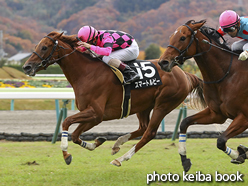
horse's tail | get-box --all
[185,72,207,110]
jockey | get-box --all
[217,10,248,61]
[76,26,140,84]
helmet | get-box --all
[78,26,98,42]
[219,10,240,28]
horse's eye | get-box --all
[42,46,47,51]
[180,36,186,41]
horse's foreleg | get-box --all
[217,113,248,164]
[112,110,151,155]
[60,106,104,165]
[179,108,226,172]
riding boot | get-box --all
[121,65,140,84]
[108,58,140,84]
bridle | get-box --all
[167,24,212,65]
[168,24,234,84]
[33,35,76,69]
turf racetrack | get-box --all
[0,139,247,185]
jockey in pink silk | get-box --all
[217,10,248,61]
[77,26,140,84]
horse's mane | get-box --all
[47,31,78,49]
[185,20,238,53]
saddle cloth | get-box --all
[110,59,162,119]
[125,59,162,89]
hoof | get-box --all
[111,147,120,155]
[64,154,72,165]
[237,144,248,157]
[110,159,121,167]
[182,158,192,172]
[231,154,245,164]
[95,137,107,147]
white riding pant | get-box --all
[102,40,139,64]
[231,39,248,51]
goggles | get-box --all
[223,26,237,33]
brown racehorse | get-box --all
[158,20,248,172]
[23,31,205,166]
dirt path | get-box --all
[0,109,233,134]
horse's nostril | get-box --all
[22,65,32,73]
[159,60,169,66]
[162,60,169,66]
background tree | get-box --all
[144,43,161,60]
[0,58,8,68]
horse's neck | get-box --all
[58,53,98,87]
[194,41,231,82]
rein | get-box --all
[203,54,233,84]
[201,39,238,84]
[34,35,76,69]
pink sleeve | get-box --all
[90,45,112,56]
[90,35,114,56]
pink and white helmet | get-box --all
[78,26,98,42]
[219,10,240,28]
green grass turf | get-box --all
[0,139,247,186]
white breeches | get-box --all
[102,40,139,64]
[231,39,248,51]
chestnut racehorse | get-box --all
[158,20,248,172]
[23,31,205,166]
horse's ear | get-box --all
[199,19,207,25]
[192,20,206,31]
[54,32,64,40]
[58,32,64,39]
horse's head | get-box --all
[23,32,65,76]
[158,20,206,72]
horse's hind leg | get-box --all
[217,113,248,164]
[111,109,151,155]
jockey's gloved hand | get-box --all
[238,50,248,61]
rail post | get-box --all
[52,100,69,144]
[10,99,14,111]
[161,119,165,132]
[171,102,187,141]
[52,108,64,144]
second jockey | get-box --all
[218,10,248,61]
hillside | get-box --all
[0,0,247,56]
[0,67,31,79]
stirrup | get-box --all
[124,74,140,84]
